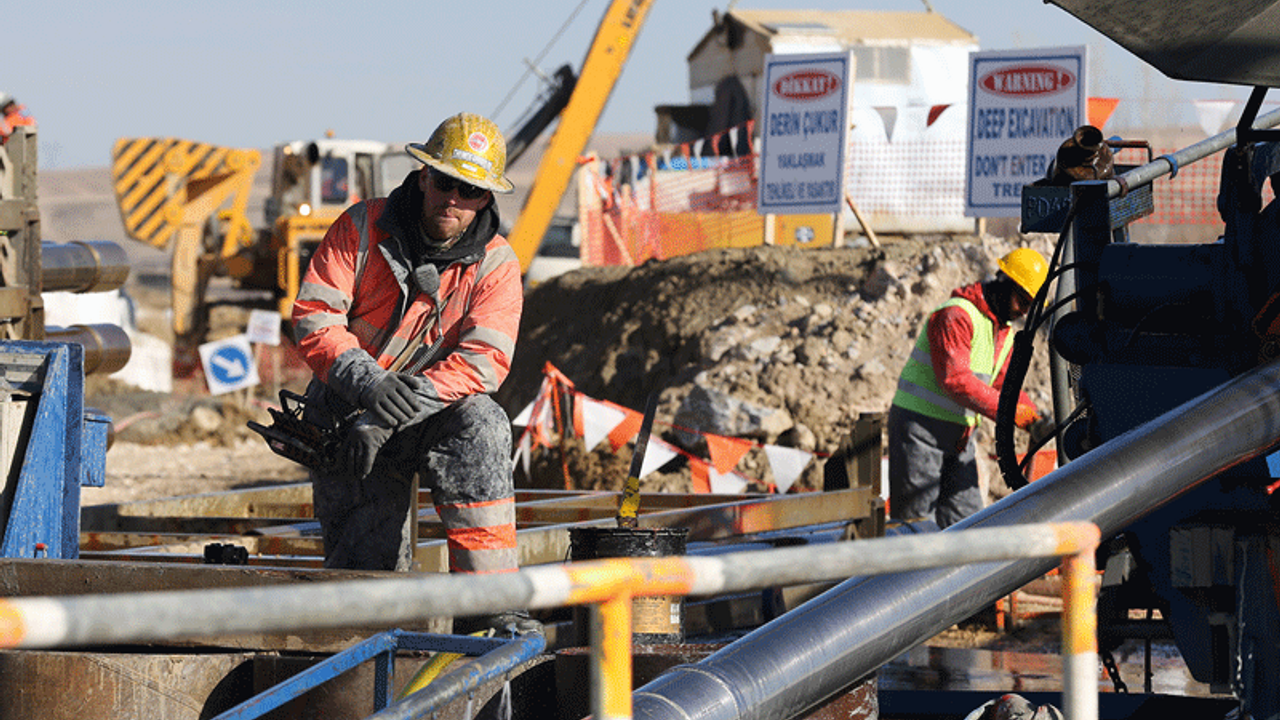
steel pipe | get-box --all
[631,359,1280,720]
[44,324,131,375]
[40,241,129,294]
[1105,106,1280,199]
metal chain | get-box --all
[1100,647,1130,693]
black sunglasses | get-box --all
[429,169,488,200]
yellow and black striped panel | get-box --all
[110,138,259,249]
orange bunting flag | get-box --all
[572,393,584,439]
[607,407,644,452]
[1087,97,1120,130]
[927,104,951,127]
[689,458,712,493]
[705,433,754,474]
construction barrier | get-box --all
[578,122,1273,271]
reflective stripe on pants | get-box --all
[312,393,516,572]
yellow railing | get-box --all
[0,522,1099,720]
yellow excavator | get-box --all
[110,136,415,374]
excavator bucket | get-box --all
[1046,0,1280,87]
[110,137,260,250]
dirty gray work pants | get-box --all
[887,404,980,529]
[311,394,514,571]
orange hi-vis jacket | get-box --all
[291,197,523,419]
[0,106,36,141]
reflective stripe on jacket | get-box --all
[892,295,1012,426]
[291,197,522,409]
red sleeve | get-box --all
[927,305,1003,420]
[291,211,365,382]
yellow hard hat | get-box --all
[407,113,514,194]
[998,247,1049,298]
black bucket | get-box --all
[568,527,689,645]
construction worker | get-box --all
[887,247,1048,528]
[0,93,35,143]
[291,112,534,633]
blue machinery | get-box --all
[0,341,111,560]
[0,127,131,560]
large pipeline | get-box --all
[41,241,129,294]
[44,324,131,375]
[632,359,1280,720]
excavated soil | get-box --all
[83,232,1057,505]
[497,233,1057,495]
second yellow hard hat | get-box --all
[998,247,1049,298]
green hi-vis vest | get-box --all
[892,296,1013,427]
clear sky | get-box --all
[8,0,1254,169]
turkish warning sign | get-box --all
[758,51,853,216]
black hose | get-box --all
[995,208,1077,489]
[996,328,1037,489]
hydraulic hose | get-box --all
[995,328,1037,490]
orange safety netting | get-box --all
[579,129,1270,270]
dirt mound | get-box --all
[498,233,1056,494]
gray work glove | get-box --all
[359,371,427,427]
[341,421,394,480]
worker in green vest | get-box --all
[888,248,1047,528]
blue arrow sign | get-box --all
[198,335,260,395]
[209,345,250,385]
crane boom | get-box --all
[507,0,655,273]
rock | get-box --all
[797,337,828,366]
[189,405,223,434]
[831,329,854,353]
[856,358,887,378]
[861,260,905,300]
[777,422,817,452]
[748,336,782,358]
[673,384,794,447]
[703,325,748,363]
[911,274,941,296]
